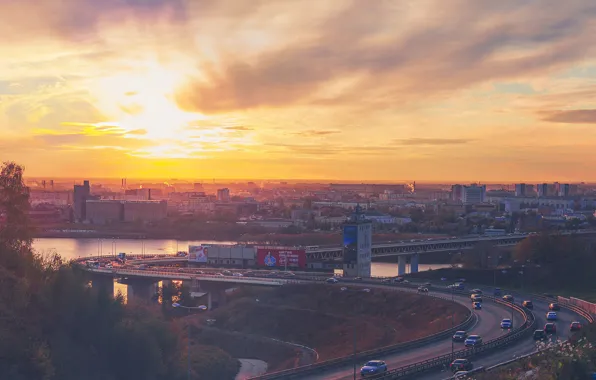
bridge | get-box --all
[304,230,596,275]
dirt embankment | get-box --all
[208,284,468,363]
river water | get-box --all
[32,238,450,276]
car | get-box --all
[544,323,557,334]
[222,270,233,276]
[360,360,387,377]
[354,277,363,281]
[533,329,547,340]
[422,282,432,288]
[458,278,466,282]
[501,318,513,329]
[450,359,473,372]
[464,335,483,347]
[326,278,339,284]
[215,273,224,277]
[471,289,483,295]
[105,263,113,269]
[473,302,482,310]
[522,300,534,309]
[440,277,448,281]
[382,278,392,283]
[549,303,561,311]
[493,288,502,296]
[570,322,582,331]
[417,287,429,293]
[471,293,481,300]
[232,273,244,277]
[395,277,405,282]
[546,312,557,321]
[502,295,514,303]
[452,331,468,342]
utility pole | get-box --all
[353,326,357,380]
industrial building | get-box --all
[84,199,167,224]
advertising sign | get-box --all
[256,247,306,268]
[343,224,358,264]
[188,245,208,263]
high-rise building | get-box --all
[461,184,486,204]
[73,180,91,222]
[342,205,372,278]
[217,188,230,202]
[451,184,464,202]
[515,183,527,197]
[558,184,571,197]
[537,183,549,197]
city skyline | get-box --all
[1,1,596,181]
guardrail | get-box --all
[366,295,535,379]
[251,295,477,380]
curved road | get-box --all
[414,283,590,380]
[305,284,524,380]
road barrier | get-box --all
[366,294,535,379]
[251,296,476,380]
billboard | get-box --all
[343,224,358,264]
[188,245,208,263]
[256,247,306,268]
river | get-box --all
[32,238,450,276]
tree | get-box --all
[0,161,33,250]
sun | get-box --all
[90,61,206,139]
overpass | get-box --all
[84,266,302,309]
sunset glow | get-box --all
[1,0,596,181]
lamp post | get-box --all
[172,303,208,380]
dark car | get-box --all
[417,287,429,293]
[544,323,557,334]
[471,289,483,295]
[452,331,467,342]
[502,295,514,303]
[360,360,387,377]
[549,303,561,311]
[522,300,534,309]
[570,322,582,332]
[450,359,473,372]
[533,329,547,340]
[354,277,363,281]
[493,288,502,296]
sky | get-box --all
[1,0,596,182]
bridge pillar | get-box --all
[398,255,406,276]
[91,275,114,296]
[411,253,419,273]
[129,279,158,301]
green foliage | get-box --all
[0,162,239,380]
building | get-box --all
[461,184,486,204]
[123,200,167,222]
[451,185,463,202]
[86,200,124,224]
[342,205,373,278]
[515,183,528,197]
[217,188,230,202]
[73,180,91,222]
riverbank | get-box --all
[35,225,446,246]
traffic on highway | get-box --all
[78,256,591,380]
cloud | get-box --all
[395,138,474,146]
[224,126,254,131]
[542,109,596,124]
[292,129,341,137]
[174,0,596,113]
[266,143,396,157]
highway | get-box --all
[304,284,524,380]
[413,283,590,380]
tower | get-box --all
[342,205,373,278]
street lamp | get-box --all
[172,303,208,380]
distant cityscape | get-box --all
[6,178,596,237]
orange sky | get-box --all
[1,0,596,182]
